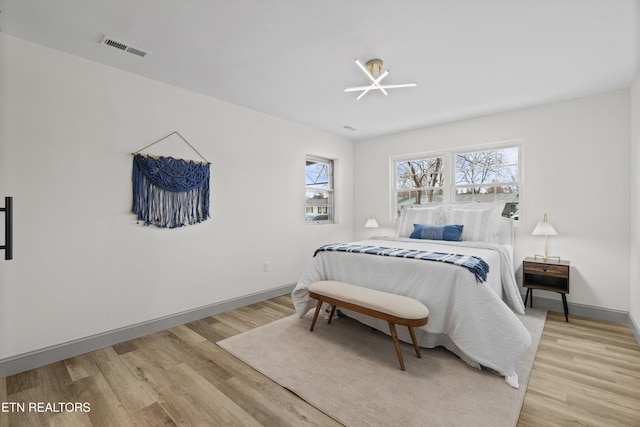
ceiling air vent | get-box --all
[101,36,151,58]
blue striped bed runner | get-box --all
[314,243,489,283]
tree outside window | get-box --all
[394,156,444,216]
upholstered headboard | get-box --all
[495,216,515,246]
[397,202,515,246]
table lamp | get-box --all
[365,215,379,236]
[532,213,559,261]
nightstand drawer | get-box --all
[523,262,569,277]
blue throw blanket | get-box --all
[314,243,489,283]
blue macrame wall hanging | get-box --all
[132,132,211,228]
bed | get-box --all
[292,202,532,388]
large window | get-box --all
[305,156,334,223]
[392,142,521,219]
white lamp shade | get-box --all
[532,220,557,236]
[365,218,379,228]
[531,213,560,261]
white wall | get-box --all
[354,90,631,312]
[0,34,354,359]
[631,70,640,331]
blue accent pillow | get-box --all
[410,224,464,241]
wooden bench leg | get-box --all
[388,321,405,371]
[408,326,422,358]
[310,300,323,331]
[327,305,337,324]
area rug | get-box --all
[217,309,546,427]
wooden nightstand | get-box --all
[523,257,571,321]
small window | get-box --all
[305,156,334,223]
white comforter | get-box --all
[292,237,532,387]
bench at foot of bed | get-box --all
[308,280,429,371]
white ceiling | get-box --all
[1,0,638,140]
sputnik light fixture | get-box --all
[345,58,417,100]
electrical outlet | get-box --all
[263,262,270,272]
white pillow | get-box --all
[445,209,491,242]
[397,206,445,237]
[445,202,505,243]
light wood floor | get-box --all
[1,296,639,426]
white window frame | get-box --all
[390,140,522,221]
[306,155,335,224]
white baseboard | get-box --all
[0,283,296,378]
[523,293,640,346]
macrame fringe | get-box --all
[132,154,210,228]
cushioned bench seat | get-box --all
[308,280,429,371]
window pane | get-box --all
[474,193,496,203]
[305,190,333,221]
[395,158,443,190]
[497,165,518,182]
[497,147,518,165]
[495,185,518,199]
[306,159,330,189]
[454,188,473,203]
[454,146,519,219]
[456,151,499,185]
[454,187,494,202]
[396,190,424,216]
[395,189,444,216]
[499,185,519,219]
[395,162,412,188]
[427,188,444,203]
[397,190,426,209]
